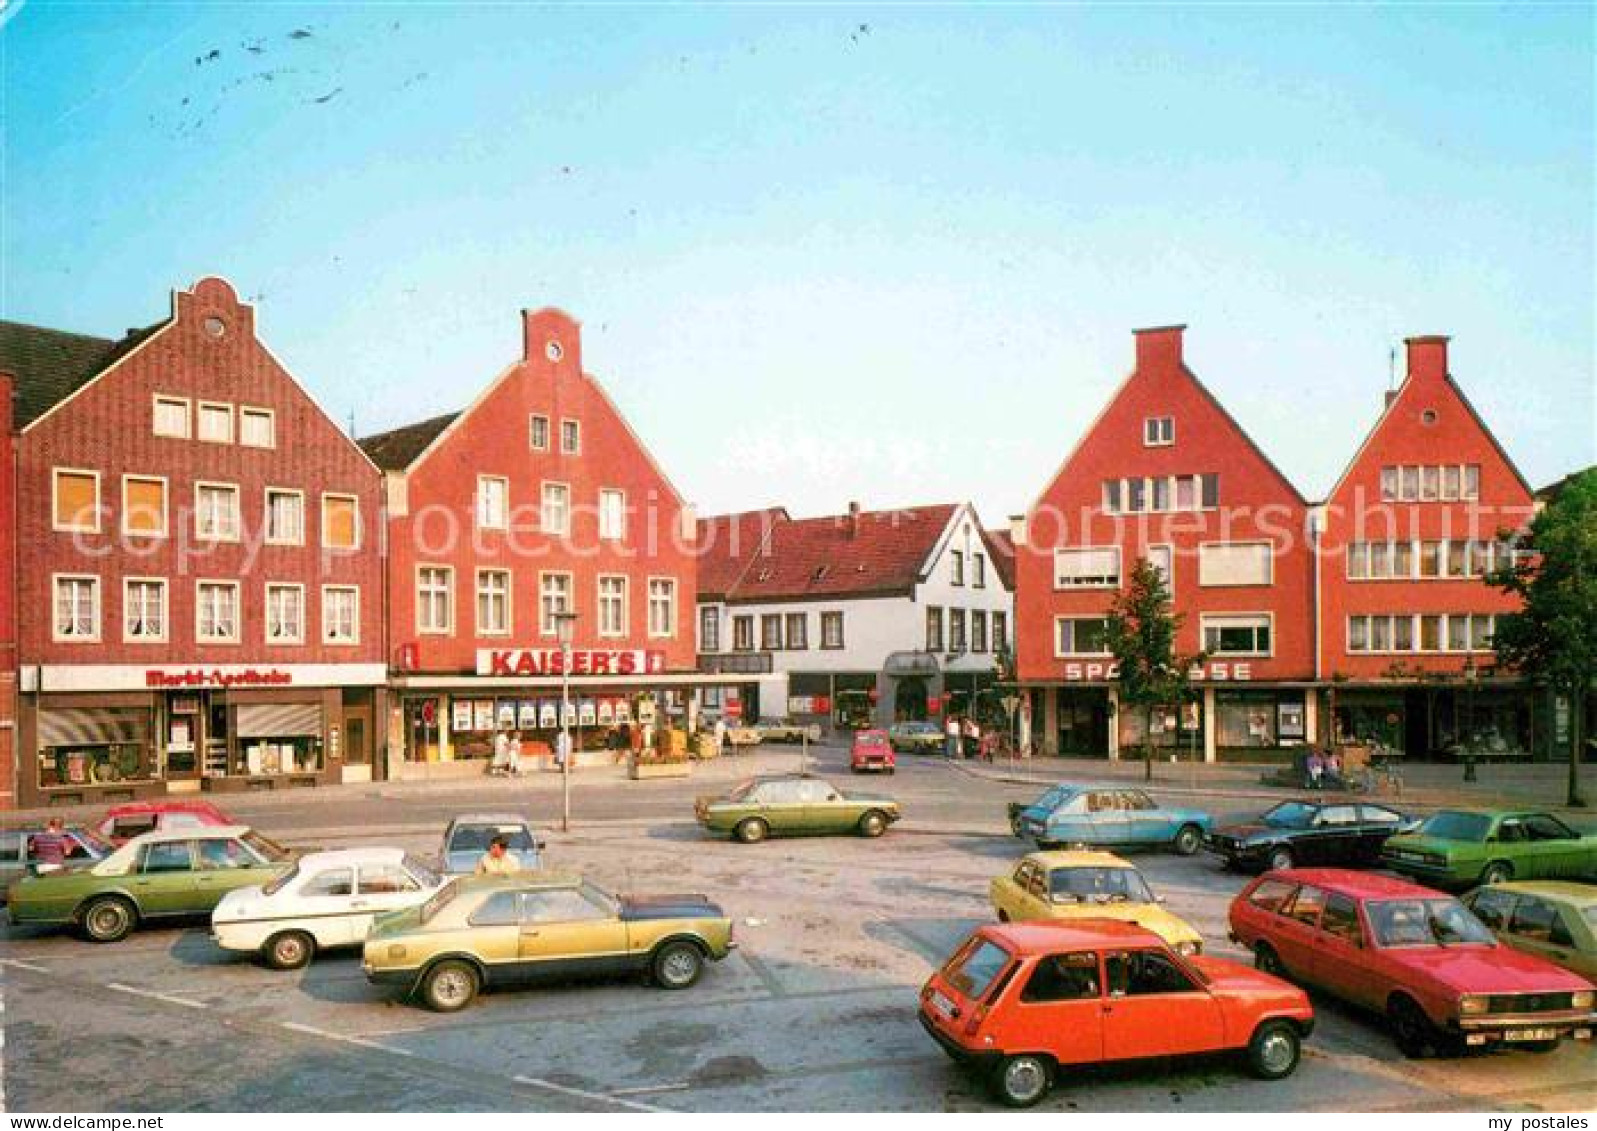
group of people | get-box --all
[943,714,995,760]
[487,727,574,777]
[1304,747,1347,790]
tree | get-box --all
[1487,468,1597,807]
[1105,557,1208,781]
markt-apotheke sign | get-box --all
[476,649,668,677]
[147,668,293,688]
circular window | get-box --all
[203,316,226,339]
[1421,409,1438,426]
[545,340,564,362]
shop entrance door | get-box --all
[895,676,929,721]
[1057,691,1110,757]
[1403,690,1430,759]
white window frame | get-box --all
[152,394,191,439]
[477,476,509,531]
[1197,541,1273,588]
[1145,543,1174,592]
[52,573,101,643]
[322,585,360,646]
[597,574,628,638]
[120,474,169,538]
[1053,546,1122,589]
[598,489,627,541]
[529,414,550,451]
[265,582,306,645]
[1143,416,1175,446]
[820,610,845,650]
[239,405,276,450]
[699,606,721,653]
[647,576,677,639]
[51,467,101,534]
[196,579,243,644]
[1200,612,1274,657]
[541,481,571,535]
[194,481,242,543]
[321,493,362,551]
[476,568,513,637]
[540,571,575,637]
[264,487,306,547]
[1054,616,1112,658]
[416,565,454,636]
[197,400,235,445]
[560,418,581,454]
[122,576,168,644]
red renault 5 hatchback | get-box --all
[850,729,896,774]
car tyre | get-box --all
[991,1053,1052,1108]
[1388,995,1432,1059]
[1245,1020,1302,1080]
[1173,825,1203,856]
[1480,860,1513,886]
[1253,942,1287,979]
[1521,1040,1561,1054]
[651,940,705,990]
[420,959,479,1013]
[734,817,769,844]
[858,810,888,838]
[264,929,316,971]
[80,895,137,944]
[1266,846,1295,873]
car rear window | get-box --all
[449,824,535,854]
[262,865,299,896]
[1416,812,1491,841]
[420,879,462,924]
[1248,879,1298,913]
[944,938,1014,1001]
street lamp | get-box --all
[554,611,579,831]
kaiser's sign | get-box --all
[477,649,668,677]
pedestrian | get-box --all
[944,713,960,760]
[474,835,521,876]
[507,731,523,777]
[1323,749,1345,790]
[490,727,511,776]
[28,817,70,874]
[963,715,980,759]
[1306,748,1325,790]
[713,715,727,758]
[555,728,573,769]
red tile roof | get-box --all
[985,528,1016,589]
[695,507,789,600]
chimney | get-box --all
[1404,335,1450,385]
[1133,324,1187,372]
[1008,513,1028,548]
[846,500,861,538]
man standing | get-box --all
[475,835,522,876]
[507,731,523,777]
[29,818,70,874]
[712,714,727,758]
[963,715,981,760]
[944,713,960,760]
[491,727,511,775]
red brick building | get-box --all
[2,278,387,808]
[361,308,705,775]
[0,371,16,807]
[1014,325,1316,761]
[1317,336,1541,759]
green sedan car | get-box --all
[1381,809,1597,889]
[695,774,901,843]
[6,825,292,942]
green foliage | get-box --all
[1105,558,1207,771]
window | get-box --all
[1507,898,1572,946]
[972,610,988,653]
[1151,477,1170,512]
[1102,480,1122,513]
[302,868,355,898]
[1420,465,1439,501]
[1175,476,1197,511]
[265,584,304,644]
[1442,465,1461,500]
[140,842,193,875]
[265,489,304,545]
[1247,879,1298,914]
[949,609,967,653]
[529,414,550,451]
[1348,616,1369,652]
[1201,474,1220,509]
[1054,547,1120,589]
[1383,464,1480,502]
[1108,950,1198,997]
[540,573,574,636]
[124,579,166,642]
[195,483,240,541]
[197,581,241,643]
[1467,887,1516,930]
[1143,416,1174,446]
[974,552,987,588]
[54,575,99,641]
[820,611,845,649]
[699,607,721,652]
[1380,467,1399,501]
[1202,614,1272,656]
[761,614,782,650]
[926,606,944,652]
[1022,952,1101,1002]
[153,395,191,438]
[239,406,275,449]
[52,469,100,532]
[358,865,420,895]
[598,576,627,637]
[732,615,754,651]
[477,476,508,530]
[560,418,580,454]
[1199,542,1271,587]
[323,586,359,644]
[122,476,167,537]
[417,567,453,634]
[1320,894,1363,946]
[599,489,626,540]
[1285,885,1326,927]
[1463,465,1480,499]
[541,482,570,535]
[477,570,511,636]
[1145,544,1173,588]
[322,494,360,550]
[469,891,521,927]
[951,550,965,586]
[197,401,233,444]
[1055,617,1111,656]
[647,578,677,638]
[992,612,1008,653]
[785,612,807,650]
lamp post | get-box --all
[555,611,579,831]
[1462,655,1478,783]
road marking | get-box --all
[279,1020,415,1056]
[105,982,207,1010]
[609,1081,691,1097]
[513,1075,667,1112]
[0,959,50,973]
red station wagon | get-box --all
[850,729,896,774]
[919,920,1314,1107]
[96,801,235,846]
[1228,868,1596,1058]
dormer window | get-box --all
[1144,417,1174,446]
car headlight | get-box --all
[1458,994,1490,1016]
[1175,940,1201,956]
[1572,990,1594,1010]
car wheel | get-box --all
[1521,1040,1562,1054]
[858,810,888,838]
[1480,860,1513,886]
[264,930,316,971]
[1246,1020,1302,1080]
[80,896,137,943]
[991,1053,1052,1108]
[651,940,705,990]
[420,959,479,1013]
[1388,996,1432,1059]
[1173,825,1202,856]
[734,817,769,844]
[1253,942,1287,979]
[1266,846,1295,873]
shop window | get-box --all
[266,489,305,545]
[122,476,167,537]
[197,581,241,642]
[598,575,627,637]
[53,575,100,641]
[322,494,360,550]
[820,611,845,649]
[239,406,275,449]
[1198,542,1271,587]
[477,570,511,636]
[197,401,233,444]
[477,476,509,530]
[541,482,570,535]
[153,395,191,438]
[124,579,167,642]
[266,584,304,644]
[699,607,721,652]
[195,483,241,541]
[530,414,550,451]
[1202,615,1271,656]
[52,469,100,533]
[323,586,359,644]
[540,572,573,635]
[648,578,677,638]
[599,489,626,540]
[926,606,944,652]
[1054,547,1120,589]
[1055,617,1111,656]
[785,613,807,650]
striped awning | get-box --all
[38,707,148,748]
[236,702,323,739]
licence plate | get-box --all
[1504,1028,1560,1042]
[928,990,957,1018]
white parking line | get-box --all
[609,1081,691,1097]
[105,982,208,1010]
[0,959,50,973]
[279,1020,416,1056]
[512,1075,667,1112]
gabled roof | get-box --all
[985,528,1016,589]
[1535,466,1592,504]
[0,319,168,428]
[695,507,789,600]
[357,412,461,471]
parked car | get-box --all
[889,720,944,754]
[1011,784,1211,855]
[1228,868,1596,1057]
[1205,799,1415,872]
[212,847,447,969]
[989,850,1203,954]
[1381,808,1597,889]
[0,825,113,892]
[6,826,294,943]
[439,814,545,875]
[751,718,822,744]
[724,723,763,748]
[1461,881,1597,982]
[850,729,896,774]
[362,873,735,1011]
[919,920,1313,1107]
[695,774,901,843]
[96,800,234,845]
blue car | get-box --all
[1008,784,1212,855]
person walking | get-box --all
[29,818,70,874]
[944,713,960,760]
[713,715,727,758]
[507,731,523,777]
[490,727,511,776]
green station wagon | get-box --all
[1381,809,1597,889]
[6,825,293,942]
[695,774,901,843]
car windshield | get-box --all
[262,865,299,896]
[1034,786,1073,811]
[580,881,619,915]
[404,855,442,889]
[944,938,1013,1000]
[1416,812,1493,842]
[1263,802,1318,829]
[449,824,534,854]
[1049,866,1155,904]
[1367,898,1496,947]
[728,779,759,803]
[242,831,291,862]
[420,879,462,923]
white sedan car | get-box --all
[212,847,444,969]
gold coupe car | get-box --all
[362,873,736,1011]
[989,849,1205,955]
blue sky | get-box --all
[4,3,1592,521]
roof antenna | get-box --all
[347,408,357,437]
[1387,345,1397,392]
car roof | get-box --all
[454,872,584,894]
[1024,849,1137,871]
[123,824,257,845]
[291,846,410,869]
[1264,867,1436,899]
[104,800,228,817]
[1481,881,1597,907]
[980,918,1165,955]
[446,813,533,827]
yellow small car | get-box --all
[989,850,1204,955]
[1461,880,1597,982]
[363,873,735,1011]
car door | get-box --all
[130,840,198,916]
[1085,791,1129,845]
[1356,805,1406,864]
[1523,815,1586,878]
[1101,948,1225,1060]
[519,887,631,978]
[756,780,805,834]
[993,861,1034,920]
[1119,791,1166,845]
[1002,950,1105,1065]
[465,890,526,983]
[191,836,278,911]
[1504,895,1583,969]
[294,866,360,946]
[798,779,847,832]
[1304,892,1384,1009]
[1309,804,1362,865]
[1271,884,1327,981]
[352,863,427,941]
